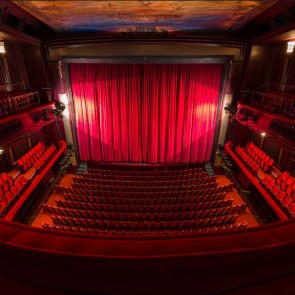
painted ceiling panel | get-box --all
[12,1,276,33]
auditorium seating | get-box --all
[88,167,203,176]
[41,167,248,235]
[234,145,259,175]
[0,175,29,215]
[16,141,57,174]
[34,144,57,173]
[245,142,274,172]
[17,142,46,172]
[56,183,234,197]
[261,170,295,217]
[41,219,249,234]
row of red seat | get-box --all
[0,173,14,195]
[34,145,57,173]
[70,182,228,194]
[55,198,235,213]
[261,176,295,216]
[50,213,238,232]
[43,203,246,221]
[0,176,28,213]
[62,192,226,206]
[83,172,207,181]
[235,145,259,175]
[88,167,203,176]
[262,175,295,200]
[73,175,217,187]
[70,180,219,193]
[17,142,46,172]
[246,142,274,172]
[276,172,295,192]
[58,184,234,197]
[42,220,248,235]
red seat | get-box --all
[10,185,19,196]
[271,185,280,196]
[288,203,295,216]
[19,176,28,187]
[281,197,292,207]
[16,180,24,192]
[266,179,275,190]
[0,197,8,207]
[277,190,286,201]
[286,176,295,187]
[5,191,15,201]
[2,182,9,193]
[1,173,14,187]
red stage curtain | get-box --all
[69,63,222,163]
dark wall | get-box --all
[5,42,28,85]
[242,44,279,90]
[46,61,66,99]
[269,43,286,84]
[225,61,244,98]
[22,44,51,102]
[286,50,295,87]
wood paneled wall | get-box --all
[242,42,293,92]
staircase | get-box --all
[76,162,88,175]
[204,163,215,176]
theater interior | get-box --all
[0,1,295,294]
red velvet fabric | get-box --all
[69,64,222,163]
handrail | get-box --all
[253,82,295,93]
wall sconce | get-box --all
[58,93,69,119]
[51,99,66,118]
[0,41,5,54]
[260,132,266,148]
[287,41,295,54]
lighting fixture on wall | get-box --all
[0,41,5,54]
[287,40,295,54]
[51,99,66,118]
[58,93,69,119]
[260,132,266,148]
[224,103,238,119]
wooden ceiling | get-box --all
[12,1,276,34]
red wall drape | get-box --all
[69,63,222,163]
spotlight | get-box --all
[261,132,266,137]
[224,103,238,119]
[51,100,66,118]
